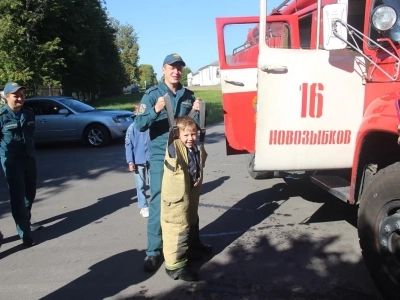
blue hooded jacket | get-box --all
[125,116,149,165]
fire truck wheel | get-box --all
[358,162,400,300]
[245,154,274,179]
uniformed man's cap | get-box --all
[163,53,186,66]
[3,82,25,95]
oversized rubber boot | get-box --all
[187,224,203,261]
[188,217,213,259]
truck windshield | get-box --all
[370,0,400,43]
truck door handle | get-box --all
[260,65,288,73]
[224,80,244,87]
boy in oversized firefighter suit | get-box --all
[161,115,207,281]
[135,53,212,272]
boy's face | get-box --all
[179,126,197,148]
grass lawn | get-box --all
[91,89,223,124]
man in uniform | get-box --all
[0,82,37,247]
[136,54,213,271]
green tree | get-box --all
[138,64,156,88]
[110,18,140,86]
[39,0,127,97]
[0,0,128,97]
[181,67,192,86]
[0,0,64,87]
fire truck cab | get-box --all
[216,0,400,298]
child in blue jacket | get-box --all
[125,101,150,217]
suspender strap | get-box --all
[164,94,206,142]
[199,101,206,143]
[163,94,175,128]
[187,101,206,142]
[188,109,197,119]
[163,94,179,139]
[164,159,175,172]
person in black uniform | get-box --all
[0,82,37,247]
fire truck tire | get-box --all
[358,162,400,300]
[245,154,274,179]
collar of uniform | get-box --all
[4,104,16,116]
[160,81,185,98]
[4,104,23,118]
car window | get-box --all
[57,98,95,113]
[40,100,64,115]
[25,102,42,115]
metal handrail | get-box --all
[332,18,400,81]
[232,37,259,55]
[272,0,292,13]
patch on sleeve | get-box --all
[138,104,146,114]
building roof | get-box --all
[195,55,232,72]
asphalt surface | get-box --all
[0,123,382,300]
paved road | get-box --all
[0,123,382,300]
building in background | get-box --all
[187,56,231,87]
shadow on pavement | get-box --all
[204,131,225,145]
[36,189,136,244]
[0,142,128,218]
[197,182,287,259]
[0,243,27,260]
[283,176,358,227]
[40,249,151,300]
[144,180,380,300]
[150,233,380,300]
[0,235,20,245]
[201,176,230,195]
[0,189,136,260]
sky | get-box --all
[104,0,281,79]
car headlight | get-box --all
[112,116,132,123]
[372,5,398,31]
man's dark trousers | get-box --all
[1,156,37,238]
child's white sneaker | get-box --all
[140,207,149,218]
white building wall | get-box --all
[187,64,221,86]
[191,73,200,86]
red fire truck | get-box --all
[216,0,400,298]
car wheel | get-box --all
[83,124,110,147]
[245,154,274,179]
[358,162,400,300]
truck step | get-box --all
[310,175,350,202]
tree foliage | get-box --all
[138,64,157,87]
[0,0,130,97]
[181,67,192,86]
[0,0,64,86]
[110,18,140,86]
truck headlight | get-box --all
[372,5,397,31]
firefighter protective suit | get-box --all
[161,99,207,271]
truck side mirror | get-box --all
[323,3,348,50]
